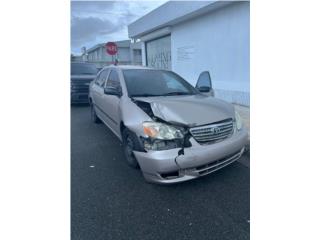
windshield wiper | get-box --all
[161,92,193,96]
[79,72,96,75]
[131,94,162,97]
[131,92,193,97]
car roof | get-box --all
[102,65,169,71]
[71,62,96,66]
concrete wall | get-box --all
[171,2,249,106]
[88,47,115,62]
[128,1,230,38]
[86,46,130,67]
[86,44,142,67]
[117,47,131,62]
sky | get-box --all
[71,1,167,55]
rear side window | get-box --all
[106,70,121,89]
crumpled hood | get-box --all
[133,95,235,127]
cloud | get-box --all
[71,16,123,48]
[71,1,167,54]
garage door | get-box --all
[146,35,171,70]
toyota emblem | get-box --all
[211,127,220,134]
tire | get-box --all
[122,129,141,169]
[90,103,101,123]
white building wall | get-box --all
[141,42,146,66]
[101,47,113,61]
[87,46,132,63]
[117,48,131,62]
[171,2,249,106]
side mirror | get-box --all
[104,86,122,97]
[196,71,214,97]
[196,86,211,93]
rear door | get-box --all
[91,69,110,121]
[196,71,214,96]
[91,71,102,105]
[100,69,122,137]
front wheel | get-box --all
[90,104,101,123]
[122,129,140,169]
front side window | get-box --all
[106,70,121,89]
[94,71,102,85]
[122,69,197,97]
[96,69,109,86]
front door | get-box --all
[92,69,109,122]
[101,69,122,137]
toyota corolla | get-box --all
[89,65,248,184]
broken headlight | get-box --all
[235,111,243,130]
[142,138,183,151]
[142,122,184,140]
[142,122,185,151]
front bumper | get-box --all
[133,128,248,184]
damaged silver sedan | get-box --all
[89,65,248,184]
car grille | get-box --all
[189,118,234,144]
[71,80,91,93]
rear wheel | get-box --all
[90,103,101,123]
[122,129,140,169]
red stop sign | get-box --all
[106,42,118,55]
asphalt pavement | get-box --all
[71,105,250,240]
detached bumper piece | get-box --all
[184,148,244,176]
[159,147,244,182]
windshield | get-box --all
[71,63,97,75]
[123,69,198,97]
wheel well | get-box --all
[121,124,145,152]
[120,122,126,137]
